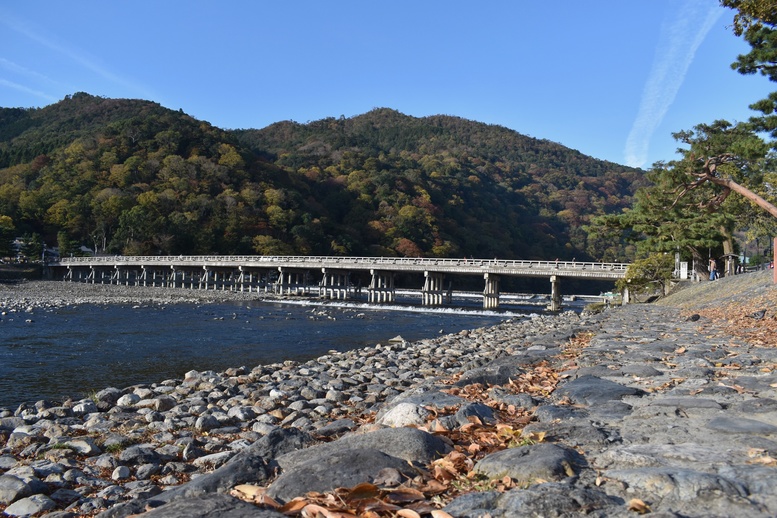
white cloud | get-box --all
[624,1,723,168]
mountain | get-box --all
[0,93,645,262]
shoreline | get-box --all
[3,273,775,516]
[0,280,586,516]
[0,280,283,312]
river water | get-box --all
[0,298,529,409]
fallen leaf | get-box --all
[385,487,426,504]
[280,498,310,513]
[301,503,355,518]
[431,511,456,518]
[628,498,651,514]
[419,479,448,495]
[396,509,422,518]
[346,483,380,501]
[231,484,265,499]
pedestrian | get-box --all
[709,257,717,281]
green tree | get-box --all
[21,232,43,262]
[0,215,15,259]
[57,230,78,258]
[252,235,294,255]
[616,253,675,300]
[591,161,730,276]
[668,120,777,219]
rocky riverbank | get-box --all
[2,272,777,517]
[0,280,274,313]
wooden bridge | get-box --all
[52,255,630,311]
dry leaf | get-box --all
[431,511,456,518]
[385,487,426,504]
[628,498,651,514]
[279,498,309,513]
[420,479,448,495]
[346,483,380,501]
[231,484,265,499]
[466,415,483,425]
[396,509,422,518]
[301,503,353,518]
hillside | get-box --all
[0,94,645,262]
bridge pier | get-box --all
[169,266,181,288]
[276,268,310,295]
[549,275,563,312]
[368,270,395,303]
[199,267,211,290]
[237,266,263,292]
[422,271,450,306]
[483,273,500,309]
[320,268,351,299]
[54,256,629,309]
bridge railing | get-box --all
[55,255,629,272]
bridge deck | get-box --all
[55,255,628,281]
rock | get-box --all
[62,437,102,456]
[706,416,777,435]
[112,466,131,481]
[375,402,430,427]
[268,448,418,503]
[315,418,357,437]
[154,395,178,412]
[140,493,285,517]
[474,443,586,484]
[456,354,526,386]
[454,402,496,427]
[276,427,450,472]
[0,474,31,505]
[195,415,221,432]
[192,451,234,470]
[0,454,18,470]
[3,493,57,516]
[72,400,98,415]
[555,375,644,405]
[116,394,140,407]
[603,467,749,510]
[118,445,161,465]
[93,388,122,406]
[445,482,620,517]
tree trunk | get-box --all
[689,246,706,280]
[709,176,777,219]
[720,226,735,276]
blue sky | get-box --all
[1,1,773,169]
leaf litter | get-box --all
[230,333,597,516]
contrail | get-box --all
[0,11,155,100]
[624,1,723,169]
[0,78,58,103]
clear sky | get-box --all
[1,1,773,169]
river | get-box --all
[0,298,527,409]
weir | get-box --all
[54,255,629,310]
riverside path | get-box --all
[52,255,630,311]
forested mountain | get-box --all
[0,93,645,261]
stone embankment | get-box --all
[1,272,777,517]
